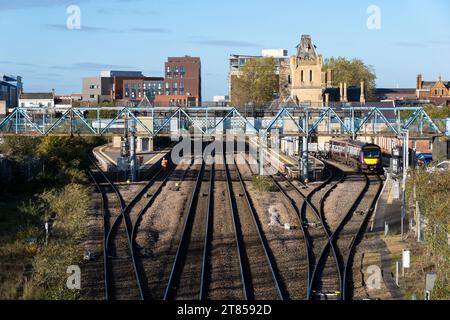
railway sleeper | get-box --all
[304,222,322,229]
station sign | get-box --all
[402,250,411,269]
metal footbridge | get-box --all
[0,105,446,138]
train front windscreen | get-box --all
[363,148,381,159]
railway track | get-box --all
[240,152,308,299]
[308,161,384,300]
[129,159,190,299]
[163,154,245,300]
[207,158,244,300]
[244,141,387,300]
[87,156,143,300]
[163,161,209,300]
[88,139,384,301]
[271,168,343,300]
[87,151,174,300]
[308,164,346,300]
[225,154,284,300]
[342,174,384,300]
[163,148,286,300]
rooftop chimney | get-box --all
[360,81,366,105]
[325,93,330,107]
[326,69,334,87]
[343,82,348,103]
[417,74,423,90]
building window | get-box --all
[166,66,172,79]
[173,82,178,95]
[301,71,304,83]
[174,66,179,78]
[180,82,185,95]
[180,66,185,79]
[90,95,95,99]
[310,70,313,82]
[165,82,170,95]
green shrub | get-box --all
[407,170,450,299]
[252,176,277,192]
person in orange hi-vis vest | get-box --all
[161,157,168,171]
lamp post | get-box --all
[301,107,309,182]
[401,129,409,241]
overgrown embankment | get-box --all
[406,170,450,299]
[0,136,105,300]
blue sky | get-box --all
[0,0,449,100]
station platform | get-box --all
[247,138,324,180]
[93,144,170,171]
[276,151,326,180]
[371,171,403,234]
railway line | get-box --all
[240,154,308,300]
[342,174,384,300]
[225,155,283,300]
[162,161,209,300]
[308,161,384,300]
[249,142,385,300]
[163,149,285,300]
[87,156,143,300]
[87,139,385,301]
[87,151,176,300]
[272,167,343,300]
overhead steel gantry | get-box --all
[0,105,445,137]
[1,105,445,179]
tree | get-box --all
[37,137,87,170]
[0,136,40,161]
[423,104,450,119]
[323,57,377,101]
[231,57,279,108]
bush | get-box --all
[23,183,90,299]
[407,169,450,299]
[252,176,277,192]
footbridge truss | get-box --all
[0,105,446,138]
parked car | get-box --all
[427,161,450,173]
[416,153,433,166]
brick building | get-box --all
[82,71,145,103]
[416,74,450,106]
[163,56,201,106]
[123,77,164,101]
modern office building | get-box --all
[0,74,23,108]
[82,70,147,103]
[82,77,114,103]
[164,56,201,106]
[123,77,164,101]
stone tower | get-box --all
[290,35,325,107]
